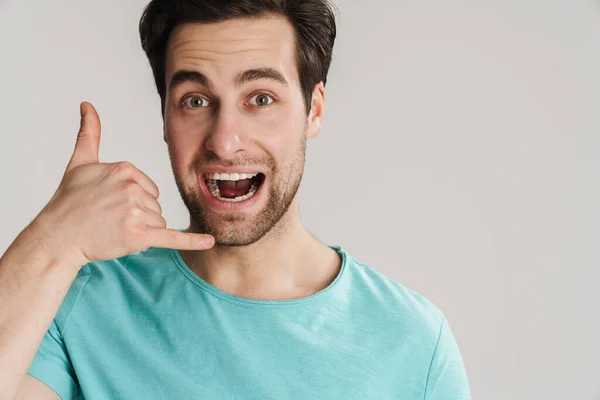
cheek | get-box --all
[165,114,206,149]
[251,107,303,147]
[164,120,203,178]
[165,112,203,139]
[264,118,306,173]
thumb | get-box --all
[66,101,101,173]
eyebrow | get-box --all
[168,67,289,92]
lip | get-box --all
[200,168,265,176]
[197,172,267,212]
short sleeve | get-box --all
[424,317,471,400]
[26,264,92,400]
[27,319,80,400]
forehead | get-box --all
[165,15,299,89]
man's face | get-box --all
[163,15,323,247]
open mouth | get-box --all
[204,172,266,203]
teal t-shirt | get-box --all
[27,238,471,399]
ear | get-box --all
[306,82,326,139]
[162,100,168,143]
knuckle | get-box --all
[126,195,138,208]
[154,200,163,214]
[156,216,167,229]
[120,181,140,196]
[114,161,135,176]
[127,206,143,219]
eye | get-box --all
[183,96,211,108]
[249,93,274,107]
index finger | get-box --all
[122,163,160,199]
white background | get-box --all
[1,1,599,398]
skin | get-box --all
[163,14,342,300]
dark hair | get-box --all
[138,0,338,117]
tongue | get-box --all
[217,178,253,198]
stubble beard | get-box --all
[170,133,307,247]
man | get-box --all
[1,0,471,399]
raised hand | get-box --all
[35,101,214,266]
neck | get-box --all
[179,199,342,301]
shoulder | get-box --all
[342,249,446,344]
[62,247,163,309]
[57,247,176,331]
[79,246,174,287]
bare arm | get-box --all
[0,219,82,399]
[14,374,61,400]
[1,102,214,400]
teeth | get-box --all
[205,172,259,181]
[206,180,260,203]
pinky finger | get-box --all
[144,227,215,251]
[141,207,167,229]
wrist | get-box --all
[21,214,88,272]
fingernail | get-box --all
[80,102,86,117]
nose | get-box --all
[204,106,244,159]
